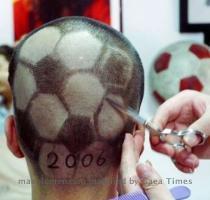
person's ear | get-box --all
[5,115,24,158]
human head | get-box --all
[0,45,13,108]
[6,17,144,190]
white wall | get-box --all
[123,0,209,199]
[0,0,14,45]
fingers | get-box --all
[185,105,210,147]
[119,134,142,194]
[136,161,174,200]
[119,125,145,194]
[152,91,190,130]
[150,141,175,165]
[133,124,145,158]
[152,90,201,131]
[150,94,186,157]
[192,137,210,159]
[172,149,199,173]
[150,91,207,172]
[151,139,199,173]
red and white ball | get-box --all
[150,41,210,104]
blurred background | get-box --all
[0,0,210,199]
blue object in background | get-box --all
[110,186,191,200]
[111,192,148,200]
[0,106,8,135]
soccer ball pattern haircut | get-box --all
[9,17,144,177]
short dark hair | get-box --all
[9,17,144,180]
[0,45,13,62]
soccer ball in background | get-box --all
[150,41,210,104]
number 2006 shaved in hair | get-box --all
[9,17,144,180]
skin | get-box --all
[151,90,210,173]
[4,15,174,198]
[7,17,144,200]
[120,129,174,200]
[6,116,118,200]
[6,119,174,200]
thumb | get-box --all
[136,161,174,200]
[119,134,142,194]
[184,105,210,147]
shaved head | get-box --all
[9,17,144,181]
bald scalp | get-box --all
[9,17,144,180]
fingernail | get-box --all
[137,162,153,179]
[125,133,129,138]
[123,133,130,145]
[185,157,196,167]
[184,135,199,147]
[125,133,131,140]
[125,133,135,147]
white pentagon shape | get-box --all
[14,64,37,110]
[98,95,125,139]
[19,27,61,64]
[56,31,103,70]
[62,74,105,117]
[114,50,133,88]
[30,94,68,140]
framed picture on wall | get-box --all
[180,0,210,44]
[13,0,123,41]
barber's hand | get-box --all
[151,90,210,173]
[118,126,174,200]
